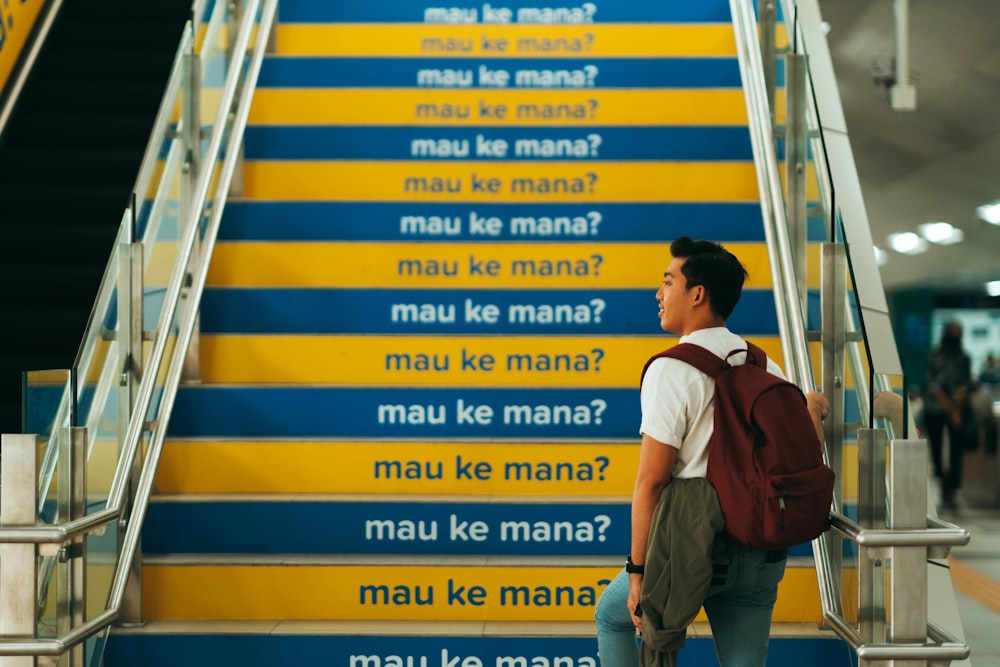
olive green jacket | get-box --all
[639,477,727,667]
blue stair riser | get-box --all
[243,126,753,161]
[143,499,830,558]
[218,202,825,242]
[198,288,795,335]
[258,57,741,88]
[276,0,733,23]
[137,203,825,243]
[103,634,857,667]
[168,386,637,438]
[168,384,861,438]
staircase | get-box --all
[105,0,854,664]
[0,0,191,435]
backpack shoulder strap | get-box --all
[743,341,768,369]
[641,343,728,384]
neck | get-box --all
[680,316,727,337]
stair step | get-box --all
[3,112,156,151]
[0,148,142,186]
[0,222,118,263]
[145,495,631,557]
[108,619,840,639]
[0,182,128,222]
[51,20,187,51]
[144,494,828,559]
[33,48,178,83]
[103,622,854,667]
[138,555,825,624]
[15,80,167,115]
[155,440,638,495]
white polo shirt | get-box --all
[639,327,786,479]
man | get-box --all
[923,321,973,510]
[594,237,829,667]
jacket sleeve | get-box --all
[639,478,725,667]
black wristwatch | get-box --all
[625,555,645,575]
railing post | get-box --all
[821,242,846,599]
[181,36,203,383]
[0,434,39,667]
[890,439,929,666]
[785,50,809,314]
[117,217,145,627]
[757,0,777,121]
[857,428,888,666]
[226,0,246,199]
[57,428,87,667]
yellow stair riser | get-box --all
[142,564,830,623]
[246,89,788,126]
[156,442,639,496]
[275,24,739,57]
[270,22,789,58]
[243,162,766,202]
[239,162,818,203]
[156,441,859,498]
[248,89,761,126]
[197,335,785,386]
[204,243,823,289]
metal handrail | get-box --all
[109,1,275,613]
[728,0,843,625]
[825,612,970,663]
[0,0,277,655]
[728,0,813,391]
[732,0,970,662]
[829,511,969,548]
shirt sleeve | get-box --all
[639,357,689,448]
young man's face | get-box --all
[655,257,692,334]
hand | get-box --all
[627,575,643,632]
[805,391,830,420]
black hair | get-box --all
[669,236,748,319]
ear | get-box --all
[688,284,707,306]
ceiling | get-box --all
[815,0,1000,296]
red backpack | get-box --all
[642,341,835,550]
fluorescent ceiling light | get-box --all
[988,280,1000,297]
[887,232,927,255]
[918,221,964,245]
[978,202,1000,225]
[874,246,889,266]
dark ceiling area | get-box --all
[816,0,1000,296]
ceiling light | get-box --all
[887,232,927,255]
[874,246,889,266]
[918,221,964,245]
[987,280,1000,297]
[977,201,1000,225]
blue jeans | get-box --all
[594,542,787,667]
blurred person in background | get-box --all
[923,321,974,510]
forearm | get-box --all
[629,435,676,565]
[630,479,665,566]
[805,391,830,447]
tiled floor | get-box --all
[947,505,1000,667]
[939,446,1000,666]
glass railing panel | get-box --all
[24,372,72,645]
[23,369,72,519]
[141,136,186,355]
[85,520,120,625]
[0,0,275,661]
[197,0,229,167]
